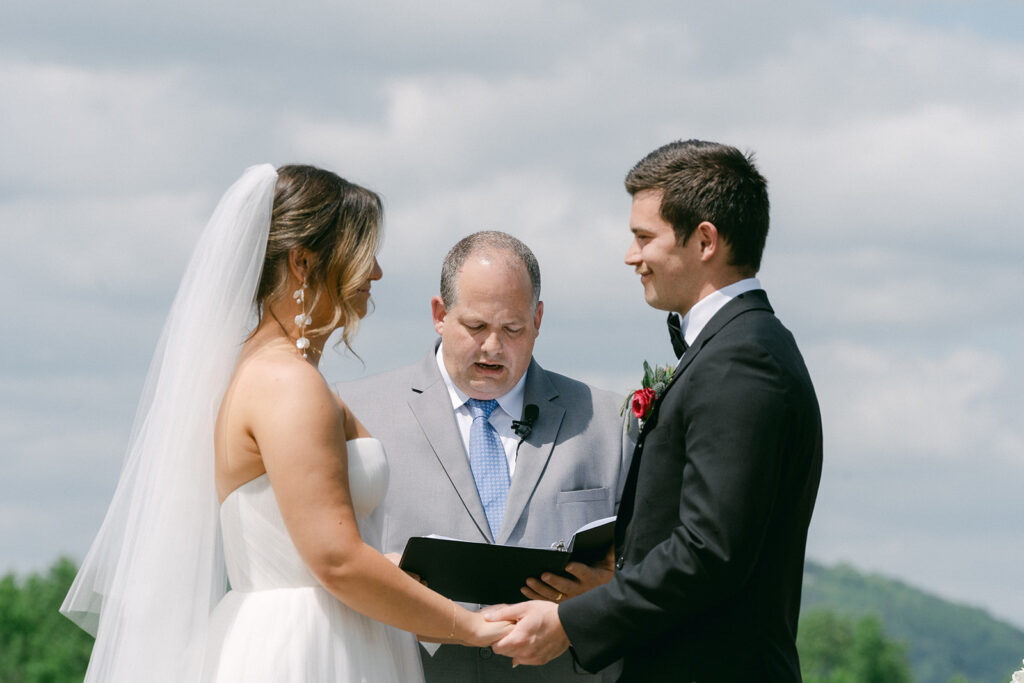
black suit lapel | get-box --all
[644,289,773,434]
[615,290,774,551]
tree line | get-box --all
[0,557,1002,682]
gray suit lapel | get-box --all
[497,360,564,545]
[406,350,493,542]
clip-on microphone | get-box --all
[512,404,539,459]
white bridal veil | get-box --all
[61,164,278,681]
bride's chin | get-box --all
[353,294,372,318]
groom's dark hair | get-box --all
[625,139,769,274]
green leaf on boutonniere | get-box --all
[621,360,676,419]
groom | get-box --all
[489,140,823,681]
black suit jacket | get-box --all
[559,290,823,682]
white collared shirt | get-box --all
[435,344,527,476]
[674,277,762,353]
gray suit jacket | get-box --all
[336,344,632,682]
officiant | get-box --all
[337,230,633,682]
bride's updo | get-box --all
[254,164,382,348]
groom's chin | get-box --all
[642,295,671,312]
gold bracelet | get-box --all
[448,600,457,639]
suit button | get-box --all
[615,556,624,570]
[479,647,492,659]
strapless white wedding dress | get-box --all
[201,438,425,682]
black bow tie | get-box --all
[667,313,687,359]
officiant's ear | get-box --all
[431,295,447,335]
[532,300,544,334]
[287,247,316,284]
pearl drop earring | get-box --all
[293,282,311,358]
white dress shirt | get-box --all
[674,277,762,354]
[435,344,527,477]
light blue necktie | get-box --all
[466,398,510,539]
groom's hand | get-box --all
[487,600,569,667]
[522,561,612,603]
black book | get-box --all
[398,516,615,605]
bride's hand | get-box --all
[460,611,515,647]
[477,603,509,620]
[416,609,512,645]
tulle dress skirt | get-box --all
[201,440,424,682]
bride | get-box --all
[61,164,512,682]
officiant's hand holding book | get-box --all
[520,544,614,603]
[399,516,615,605]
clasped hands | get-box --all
[483,559,612,666]
[393,551,612,665]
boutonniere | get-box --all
[621,360,675,423]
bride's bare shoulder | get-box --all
[230,347,337,416]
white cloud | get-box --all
[806,342,1021,462]
[1,190,210,291]
[765,248,1024,337]
[0,58,295,198]
[1,62,194,191]
[761,104,1024,247]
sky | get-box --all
[2,0,1022,630]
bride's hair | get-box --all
[254,164,382,350]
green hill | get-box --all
[802,560,1024,683]
[2,557,1022,682]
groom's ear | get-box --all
[694,221,719,263]
[431,296,447,335]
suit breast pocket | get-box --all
[556,487,614,526]
[557,489,610,548]
[556,487,612,505]
[553,488,614,546]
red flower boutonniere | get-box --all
[621,361,675,423]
